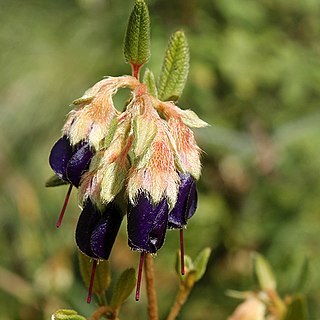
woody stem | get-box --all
[88,306,113,320]
[166,274,196,320]
[166,284,192,320]
[144,254,159,320]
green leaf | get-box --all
[284,295,308,320]
[52,309,86,320]
[143,68,158,97]
[110,268,136,309]
[253,253,277,291]
[193,247,212,281]
[123,0,151,66]
[132,114,157,158]
[72,96,94,106]
[45,175,68,187]
[133,147,152,170]
[78,252,111,296]
[179,109,209,128]
[104,117,118,149]
[100,162,128,203]
[158,30,190,101]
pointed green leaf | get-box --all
[134,147,152,170]
[143,68,158,97]
[123,0,151,66]
[104,117,118,149]
[52,309,86,320]
[179,109,209,128]
[78,252,111,296]
[110,268,136,309]
[72,96,94,106]
[45,175,68,187]
[100,162,128,203]
[158,31,189,101]
[132,115,157,158]
[253,253,277,291]
[193,247,212,281]
[284,295,308,320]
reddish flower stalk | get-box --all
[135,252,145,301]
[87,259,98,304]
[56,184,73,228]
[180,229,185,275]
[131,63,142,79]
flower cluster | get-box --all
[49,75,207,302]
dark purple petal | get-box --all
[66,143,93,187]
[168,173,198,229]
[128,193,169,254]
[76,200,101,258]
[90,203,123,260]
[49,136,73,180]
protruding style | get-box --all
[87,259,98,304]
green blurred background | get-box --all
[1,0,320,319]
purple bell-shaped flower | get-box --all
[127,193,169,254]
[49,136,93,227]
[76,200,123,260]
[168,173,198,275]
[49,136,93,187]
[76,199,123,303]
[168,173,197,229]
[127,192,169,300]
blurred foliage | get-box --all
[0,0,320,319]
[228,253,309,319]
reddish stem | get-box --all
[87,259,98,304]
[135,252,145,301]
[180,229,185,275]
[131,63,142,80]
[56,184,73,228]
